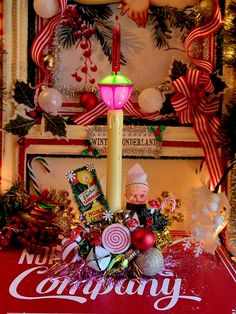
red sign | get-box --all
[0,238,235,314]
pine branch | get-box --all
[220,93,236,160]
[148,6,196,48]
[94,18,126,65]
[169,59,187,81]
[76,4,113,24]
[58,25,77,49]
[148,11,172,49]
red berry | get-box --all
[89,78,95,84]
[77,18,82,25]
[80,23,87,32]
[84,29,93,38]
[81,65,88,73]
[12,216,22,224]
[75,31,82,39]
[80,41,88,50]
[5,231,12,239]
[90,65,97,72]
[27,222,34,228]
[31,226,39,233]
[36,117,41,124]
[83,49,91,58]
[60,19,68,27]
[0,239,9,248]
[28,110,37,119]
[76,75,82,82]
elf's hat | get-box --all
[126,163,149,189]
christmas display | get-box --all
[51,163,176,281]
[1,2,236,311]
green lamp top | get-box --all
[99,71,133,86]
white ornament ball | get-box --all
[214,215,224,228]
[208,201,219,212]
[138,88,163,113]
[38,87,63,114]
[86,246,111,272]
[201,206,209,216]
[33,0,59,19]
[211,193,220,204]
[135,247,164,277]
[191,213,198,220]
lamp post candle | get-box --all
[98,17,133,212]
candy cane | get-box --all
[161,196,177,213]
[27,156,51,195]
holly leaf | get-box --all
[3,115,35,137]
[209,73,227,95]
[169,59,187,81]
[12,80,35,109]
[44,113,67,137]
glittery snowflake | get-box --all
[66,171,76,182]
[86,163,95,172]
[182,240,192,251]
[193,243,204,257]
[103,210,113,221]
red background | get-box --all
[0,235,235,314]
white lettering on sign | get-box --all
[8,248,202,312]
[88,125,163,157]
[78,184,100,206]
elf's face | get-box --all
[125,184,149,204]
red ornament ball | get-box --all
[131,228,156,251]
[80,92,98,111]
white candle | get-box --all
[106,109,123,212]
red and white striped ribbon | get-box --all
[171,69,223,188]
[31,0,68,89]
[72,100,161,126]
[184,0,222,73]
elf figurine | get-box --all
[125,163,167,231]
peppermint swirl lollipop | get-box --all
[102,223,131,254]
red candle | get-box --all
[112,15,120,74]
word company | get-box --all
[9,247,202,311]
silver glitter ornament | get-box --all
[135,247,164,277]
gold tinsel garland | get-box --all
[226,158,236,259]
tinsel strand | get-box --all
[226,156,236,254]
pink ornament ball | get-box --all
[38,87,63,115]
[132,228,156,251]
[33,0,59,19]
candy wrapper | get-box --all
[66,164,109,225]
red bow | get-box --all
[171,69,222,188]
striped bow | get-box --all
[72,100,162,125]
[171,69,223,188]
[31,0,68,88]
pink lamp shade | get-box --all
[98,72,133,110]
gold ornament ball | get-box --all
[43,54,55,70]
[198,0,214,18]
[135,247,164,277]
